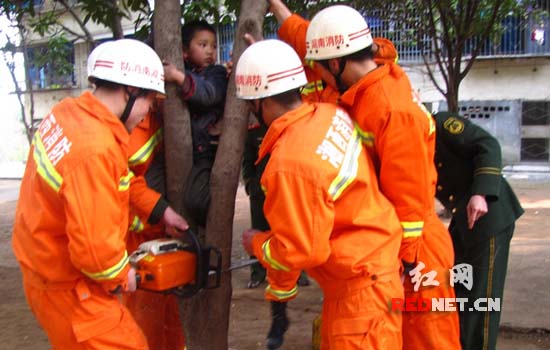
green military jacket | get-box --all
[433,112,524,237]
[242,123,269,200]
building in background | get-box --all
[23,1,550,167]
[21,0,140,121]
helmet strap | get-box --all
[334,58,349,94]
[319,58,349,94]
[120,87,145,126]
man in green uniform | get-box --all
[434,112,524,350]
[242,119,270,288]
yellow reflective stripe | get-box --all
[305,59,315,69]
[395,53,399,64]
[261,184,267,194]
[266,284,298,300]
[119,171,134,191]
[128,128,163,166]
[81,250,129,280]
[32,133,63,192]
[129,215,144,232]
[474,167,501,176]
[262,239,290,272]
[301,80,324,95]
[328,127,362,201]
[354,124,375,147]
[402,221,424,238]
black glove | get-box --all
[266,301,289,350]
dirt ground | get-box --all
[1,180,550,350]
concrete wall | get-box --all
[402,57,550,165]
[403,57,550,104]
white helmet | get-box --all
[305,5,373,60]
[87,39,165,94]
[235,39,307,100]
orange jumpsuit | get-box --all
[124,109,186,350]
[12,91,148,350]
[251,102,404,350]
[339,63,460,350]
[279,14,461,350]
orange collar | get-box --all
[257,103,316,164]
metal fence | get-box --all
[217,2,550,64]
[217,21,279,63]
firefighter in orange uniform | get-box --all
[12,39,175,350]
[124,104,187,350]
[268,0,398,106]
[238,39,404,350]
[304,6,460,350]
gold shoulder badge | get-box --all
[443,117,464,135]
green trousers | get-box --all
[450,223,514,350]
[249,196,269,282]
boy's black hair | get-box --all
[181,20,216,50]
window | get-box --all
[521,138,549,161]
[522,101,550,126]
[521,101,550,162]
[21,0,45,9]
[26,41,76,90]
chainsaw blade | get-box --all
[226,258,259,271]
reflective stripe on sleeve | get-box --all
[128,128,163,166]
[262,239,290,272]
[32,133,63,192]
[328,126,362,201]
[354,124,375,147]
[129,215,144,232]
[301,80,324,95]
[81,250,129,280]
[118,171,134,191]
[402,221,424,238]
[266,284,298,300]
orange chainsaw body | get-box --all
[136,250,197,291]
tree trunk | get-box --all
[181,1,269,349]
[445,75,460,113]
[153,0,192,215]
[111,0,124,39]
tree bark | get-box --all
[110,0,124,39]
[181,1,269,349]
[153,0,192,215]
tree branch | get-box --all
[56,0,95,43]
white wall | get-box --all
[402,57,550,104]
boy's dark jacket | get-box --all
[180,64,228,159]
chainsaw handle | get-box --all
[172,229,203,298]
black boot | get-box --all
[266,301,289,350]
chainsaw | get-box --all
[129,230,259,298]
[129,230,221,298]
